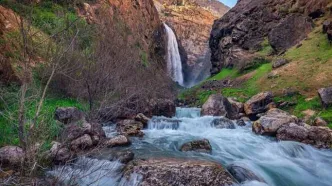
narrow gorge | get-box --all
[1,0,332,186]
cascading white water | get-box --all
[164,23,184,86]
[49,107,332,186]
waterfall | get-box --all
[164,23,184,86]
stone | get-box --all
[253,108,298,136]
[145,99,176,118]
[267,71,279,79]
[49,142,72,164]
[307,127,332,148]
[0,146,24,168]
[313,117,328,127]
[227,164,266,183]
[55,107,84,124]
[244,92,273,118]
[110,151,134,164]
[318,87,332,108]
[323,20,331,33]
[276,123,309,142]
[70,134,93,151]
[122,158,235,186]
[236,119,246,127]
[211,118,236,129]
[201,94,239,119]
[228,98,244,114]
[272,58,289,68]
[117,120,144,137]
[180,139,212,153]
[61,122,90,142]
[104,135,131,147]
[134,113,150,128]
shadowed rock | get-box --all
[318,87,332,108]
[244,92,273,119]
[0,146,24,168]
[211,117,236,129]
[227,164,266,184]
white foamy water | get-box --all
[164,23,184,86]
[49,107,332,186]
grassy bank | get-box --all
[178,17,332,126]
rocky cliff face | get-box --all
[209,0,330,75]
[155,0,229,86]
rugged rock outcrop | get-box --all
[253,108,298,136]
[122,158,235,185]
[180,139,212,153]
[244,92,273,118]
[201,94,239,119]
[209,0,329,74]
[318,87,332,108]
[155,0,229,84]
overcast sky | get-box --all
[219,0,237,7]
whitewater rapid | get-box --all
[48,108,332,186]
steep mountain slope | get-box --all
[210,0,330,74]
[154,0,229,86]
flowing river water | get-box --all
[48,108,332,186]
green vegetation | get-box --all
[208,68,238,80]
[178,17,332,127]
[0,85,87,147]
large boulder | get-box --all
[117,119,144,137]
[227,164,266,184]
[180,139,212,153]
[228,98,244,114]
[144,99,176,118]
[0,146,24,168]
[60,122,105,144]
[55,107,85,124]
[201,94,239,119]
[70,134,93,151]
[253,108,298,136]
[318,87,332,108]
[244,92,273,118]
[211,118,236,129]
[276,123,309,142]
[122,158,235,186]
[104,135,131,147]
[277,124,332,149]
[268,14,313,53]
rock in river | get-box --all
[201,94,239,119]
[121,158,235,186]
[180,139,212,153]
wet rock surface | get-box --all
[227,164,266,184]
[180,139,212,153]
[110,151,135,164]
[211,117,236,129]
[122,158,235,186]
